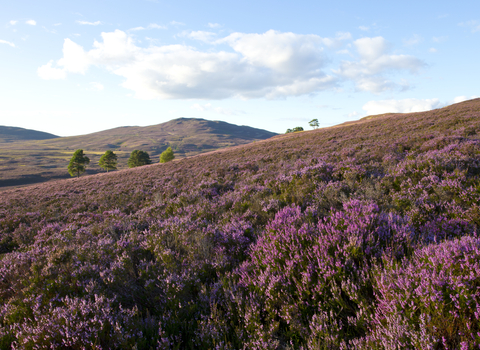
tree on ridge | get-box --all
[68,149,90,178]
[309,119,319,129]
[286,127,304,133]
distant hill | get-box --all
[0,126,59,142]
[0,118,277,187]
[27,118,278,155]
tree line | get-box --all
[285,119,319,134]
[68,147,175,178]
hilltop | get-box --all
[0,125,59,142]
[0,118,277,187]
[1,98,480,348]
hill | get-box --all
[0,118,277,187]
[1,98,480,348]
[0,125,59,142]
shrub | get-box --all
[159,147,175,163]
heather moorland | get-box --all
[1,98,480,349]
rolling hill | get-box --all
[0,118,277,187]
[0,125,59,142]
[1,98,480,348]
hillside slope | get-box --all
[1,98,480,348]
[0,125,59,142]
[0,118,277,187]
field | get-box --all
[1,98,480,349]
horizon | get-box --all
[0,0,479,136]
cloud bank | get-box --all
[335,37,425,93]
[38,30,425,100]
[362,98,443,115]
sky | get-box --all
[0,0,479,136]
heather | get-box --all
[1,99,480,348]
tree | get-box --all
[286,127,303,134]
[128,150,152,168]
[309,119,319,129]
[68,149,90,178]
[159,147,175,163]
[99,150,118,172]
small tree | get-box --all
[159,147,175,163]
[309,119,319,129]
[128,150,152,168]
[68,149,90,178]
[99,150,118,172]
[286,127,304,134]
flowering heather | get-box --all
[0,99,480,348]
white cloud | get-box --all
[355,37,390,60]
[429,48,437,53]
[208,23,221,28]
[43,26,56,34]
[359,26,369,31]
[58,38,90,73]
[37,60,67,79]
[335,36,425,93]
[221,30,326,74]
[191,103,243,115]
[432,36,448,43]
[89,82,104,91]
[319,32,352,49]
[170,21,185,26]
[40,29,338,100]
[39,30,425,100]
[9,20,17,25]
[26,20,36,26]
[76,20,102,26]
[37,38,89,79]
[0,39,15,47]
[186,30,216,43]
[130,23,166,31]
[363,98,443,115]
[403,34,422,46]
[453,95,479,103]
[149,23,166,29]
[459,20,480,33]
[347,111,360,118]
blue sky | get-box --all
[0,0,479,136]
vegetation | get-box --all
[0,99,480,348]
[67,149,90,178]
[0,118,277,188]
[98,150,118,172]
[127,149,152,168]
[309,118,319,129]
[159,146,175,163]
[286,126,304,133]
